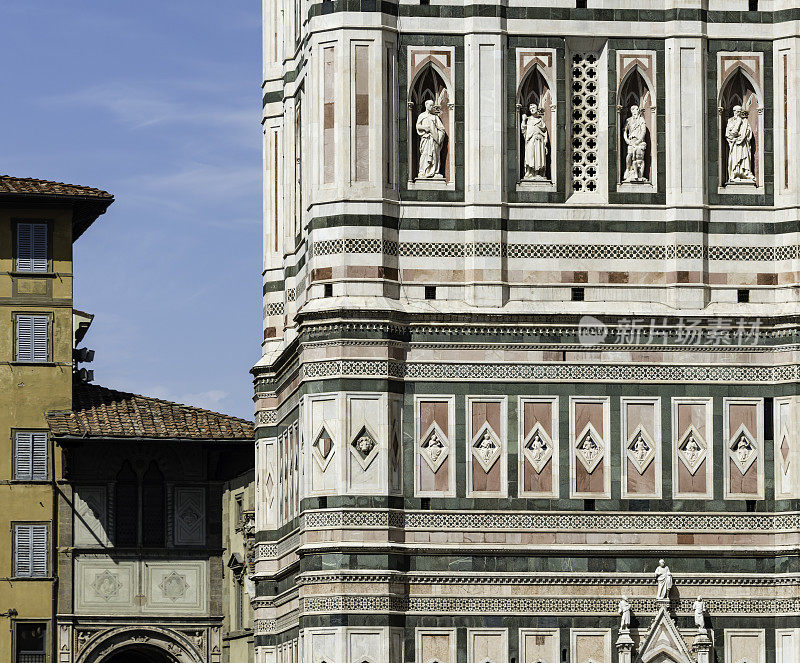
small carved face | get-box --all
[357,436,375,455]
[630,105,640,118]
[529,103,539,114]
[425,99,434,112]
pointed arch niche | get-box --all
[718,53,764,192]
[616,51,657,191]
[516,49,557,191]
[407,47,455,190]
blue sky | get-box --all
[4,2,263,419]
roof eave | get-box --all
[51,434,254,444]
[0,193,114,242]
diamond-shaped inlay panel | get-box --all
[471,422,502,473]
[523,422,552,473]
[90,570,122,601]
[677,425,707,475]
[575,423,603,473]
[312,425,335,471]
[780,430,790,466]
[350,424,379,470]
[730,424,757,475]
[159,571,189,602]
[420,422,449,473]
[626,424,656,475]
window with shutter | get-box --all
[14,315,49,363]
[14,433,48,481]
[16,222,48,272]
[14,525,47,577]
[115,461,139,546]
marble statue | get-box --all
[618,595,632,631]
[693,596,707,632]
[736,438,751,463]
[478,431,496,463]
[521,103,549,180]
[622,105,648,183]
[725,104,756,183]
[654,559,673,600]
[426,432,445,462]
[633,436,649,462]
[416,99,446,179]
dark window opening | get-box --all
[420,497,431,510]
[424,286,436,300]
[576,0,587,7]
[16,622,46,663]
[737,288,750,303]
[420,0,430,4]
[318,496,327,509]
[324,283,333,298]
[749,0,758,10]
[584,499,595,511]
[746,500,756,512]
[235,579,244,630]
[571,287,585,301]
[115,461,139,546]
[142,461,166,547]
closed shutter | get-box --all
[15,222,47,272]
[15,432,33,480]
[15,315,49,362]
[14,525,47,577]
[31,433,48,480]
[16,223,32,271]
[15,316,33,362]
[14,526,32,577]
[31,526,47,577]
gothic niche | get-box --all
[408,64,451,182]
[618,68,654,185]
[719,68,760,186]
[517,67,553,182]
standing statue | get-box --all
[725,104,756,183]
[654,559,673,600]
[693,596,707,633]
[521,103,549,180]
[618,595,632,631]
[416,99,446,179]
[623,105,648,183]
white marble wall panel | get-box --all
[519,629,559,663]
[74,485,110,547]
[467,629,508,663]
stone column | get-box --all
[616,630,635,663]
[693,631,713,663]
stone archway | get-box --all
[77,627,202,663]
[101,645,176,663]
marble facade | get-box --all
[255,2,800,663]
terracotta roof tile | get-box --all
[0,176,113,199]
[46,383,254,441]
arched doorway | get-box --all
[101,645,175,663]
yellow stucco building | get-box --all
[0,176,113,663]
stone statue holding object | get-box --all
[521,102,549,180]
[693,596,707,632]
[725,102,756,183]
[618,595,632,631]
[654,559,673,600]
[622,104,648,183]
[416,99,446,179]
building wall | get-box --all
[222,470,255,663]
[255,2,800,663]
[0,205,73,662]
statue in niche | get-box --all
[736,437,752,464]
[477,431,496,464]
[654,559,673,600]
[693,596,707,633]
[416,99,446,179]
[725,102,756,183]
[521,103,549,180]
[618,595,632,631]
[622,104,648,183]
